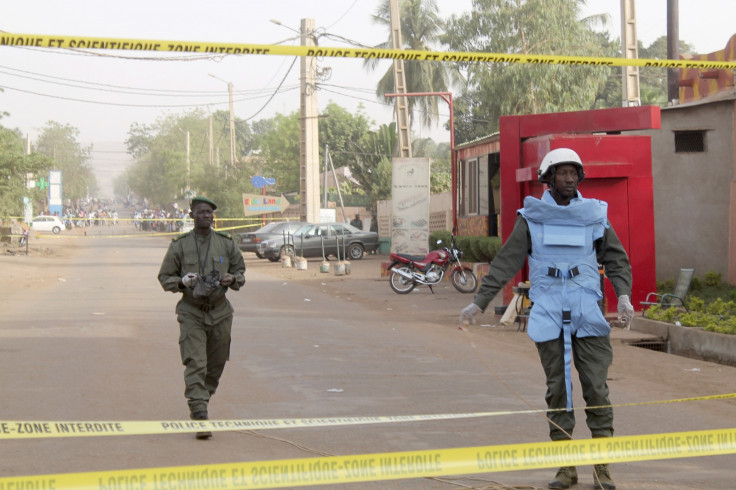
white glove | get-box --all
[617,295,634,327]
[460,303,482,325]
[182,273,199,288]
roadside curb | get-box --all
[631,317,736,367]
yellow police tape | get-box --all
[3,32,736,70]
[1,428,736,489]
[2,393,734,440]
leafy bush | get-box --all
[706,298,736,316]
[428,232,502,263]
[704,270,722,287]
[429,231,452,250]
[644,271,736,334]
[645,305,679,323]
[688,296,705,313]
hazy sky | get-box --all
[1,0,734,150]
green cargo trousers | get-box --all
[178,311,232,414]
[536,333,614,441]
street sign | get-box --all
[251,176,276,189]
[242,193,290,217]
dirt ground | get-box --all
[2,227,736,489]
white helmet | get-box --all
[538,148,585,184]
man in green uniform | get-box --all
[158,196,246,440]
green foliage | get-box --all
[119,102,442,218]
[429,232,501,263]
[257,112,301,194]
[35,122,96,201]
[706,298,736,316]
[644,305,680,323]
[346,123,397,208]
[413,138,452,194]
[0,124,53,216]
[645,271,736,334]
[688,296,705,313]
[429,230,452,249]
[704,270,722,287]
[444,0,610,143]
[366,0,463,129]
[319,102,373,170]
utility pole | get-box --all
[667,0,680,103]
[389,0,412,157]
[185,130,191,192]
[300,18,320,223]
[209,115,214,166]
[208,73,236,169]
[227,81,235,168]
[620,0,641,106]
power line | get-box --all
[244,57,298,121]
[0,64,298,97]
[0,83,299,109]
[325,0,361,30]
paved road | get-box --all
[2,232,736,489]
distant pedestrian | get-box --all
[350,214,362,230]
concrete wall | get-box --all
[376,191,453,239]
[644,100,736,283]
[633,317,736,367]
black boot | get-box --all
[549,466,577,489]
[593,464,615,490]
[190,411,212,440]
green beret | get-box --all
[191,196,217,210]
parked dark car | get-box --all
[258,222,379,261]
[239,221,306,258]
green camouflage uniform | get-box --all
[158,229,246,415]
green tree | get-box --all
[413,137,451,193]
[35,122,96,201]
[593,35,695,109]
[443,0,611,143]
[255,112,301,195]
[319,102,373,171]
[123,109,258,216]
[121,103,373,216]
[639,37,694,106]
[347,123,398,206]
[0,125,53,216]
[366,0,462,129]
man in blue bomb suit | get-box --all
[460,148,634,490]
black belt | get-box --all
[547,266,580,278]
[182,296,226,312]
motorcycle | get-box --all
[387,235,478,294]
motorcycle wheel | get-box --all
[389,267,416,294]
[451,268,478,293]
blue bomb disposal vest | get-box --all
[518,190,610,410]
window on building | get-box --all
[464,158,479,215]
[674,130,706,153]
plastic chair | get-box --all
[640,268,694,315]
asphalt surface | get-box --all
[2,226,736,489]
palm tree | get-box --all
[365,0,463,129]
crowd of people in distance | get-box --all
[132,204,190,233]
[62,202,119,228]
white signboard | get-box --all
[319,208,336,223]
[391,157,430,255]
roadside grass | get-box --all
[644,270,736,334]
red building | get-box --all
[455,106,661,312]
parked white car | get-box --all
[31,215,66,234]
